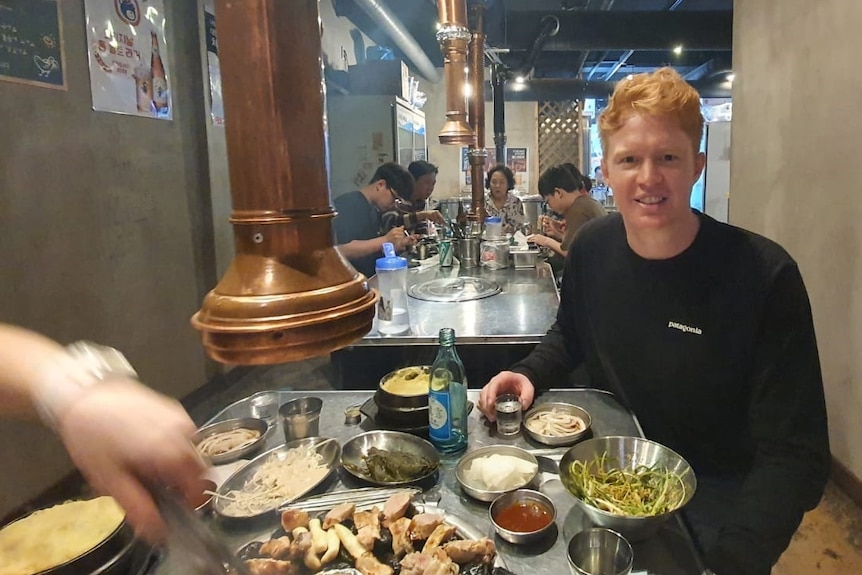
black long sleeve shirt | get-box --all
[513,212,830,575]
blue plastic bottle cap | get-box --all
[484,216,501,224]
[376,242,408,271]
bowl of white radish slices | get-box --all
[523,402,592,446]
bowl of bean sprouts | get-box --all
[523,402,592,446]
[559,436,696,541]
[193,417,269,465]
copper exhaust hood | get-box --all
[191,0,376,364]
[436,0,474,146]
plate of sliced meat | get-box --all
[232,491,516,575]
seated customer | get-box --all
[485,165,526,234]
[333,162,416,278]
[479,68,829,575]
[381,160,445,234]
[529,164,606,259]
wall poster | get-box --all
[85,0,172,119]
[203,1,223,125]
[505,147,529,193]
[0,0,66,90]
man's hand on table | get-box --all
[478,371,535,422]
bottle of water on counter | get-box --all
[428,328,468,453]
[375,242,410,335]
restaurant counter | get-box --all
[154,389,705,575]
[359,261,560,347]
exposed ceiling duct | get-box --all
[192,0,377,365]
[514,15,559,78]
[353,0,441,82]
[498,77,732,101]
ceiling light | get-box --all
[726,73,735,82]
[515,75,525,84]
[673,44,683,55]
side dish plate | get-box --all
[213,437,341,520]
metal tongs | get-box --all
[151,484,252,575]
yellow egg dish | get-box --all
[0,496,124,575]
[381,366,430,396]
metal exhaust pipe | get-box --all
[436,0,474,145]
[466,1,488,224]
[191,0,376,365]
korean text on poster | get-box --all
[85,0,172,120]
[0,0,65,90]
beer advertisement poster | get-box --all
[85,0,172,120]
[505,147,529,192]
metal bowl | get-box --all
[185,478,217,513]
[559,436,697,541]
[192,417,268,465]
[214,437,341,519]
[489,489,556,544]
[455,445,539,502]
[341,430,440,486]
[523,402,592,447]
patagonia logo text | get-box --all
[668,321,702,335]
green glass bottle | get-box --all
[428,328,468,453]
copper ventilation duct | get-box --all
[466,2,488,224]
[191,0,376,365]
[436,0,474,145]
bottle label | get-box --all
[428,390,451,441]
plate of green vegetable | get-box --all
[341,430,440,486]
[559,435,696,541]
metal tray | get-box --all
[213,437,341,520]
[234,501,507,570]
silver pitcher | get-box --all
[455,237,481,268]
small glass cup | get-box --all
[495,394,523,436]
[249,391,279,423]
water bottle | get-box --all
[375,243,410,335]
[428,328,468,453]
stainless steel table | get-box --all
[357,261,560,346]
[154,389,705,575]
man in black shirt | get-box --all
[478,69,829,575]
[333,162,416,278]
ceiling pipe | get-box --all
[467,1,488,225]
[602,49,634,81]
[436,0,475,145]
[353,0,441,82]
[515,15,559,78]
[491,64,506,164]
[192,0,377,365]
[578,0,615,78]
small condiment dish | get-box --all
[489,489,556,544]
[185,478,217,513]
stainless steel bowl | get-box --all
[341,430,440,486]
[523,402,592,447]
[567,528,633,575]
[192,417,268,465]
[455,445,538,502]
[489,489,556,545]
[559,436,697,541]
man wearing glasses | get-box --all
[381,160,446,234]
[333,162,417,278]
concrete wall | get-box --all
[732,0,862,480]
[0,0,213,515]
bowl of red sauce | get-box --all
[489,489,556,544]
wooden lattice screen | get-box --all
[538,100,582,176]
